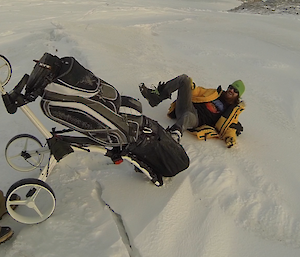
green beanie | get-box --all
[231,80,245,97]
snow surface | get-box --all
[1,0,300,256]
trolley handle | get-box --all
[2,74,29,114]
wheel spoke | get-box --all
[23,138,29,151]
[31,203,44,218]
[0,63,8,69]
[27,158,41,166]
[7,153,23,160]
[7,199,28,206]
[30,187,42,201]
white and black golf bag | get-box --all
[16,53,189,184]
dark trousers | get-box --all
[163,74,198,131]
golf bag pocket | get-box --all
[44,56,121,113]
[127,117,190,177]
[40,93,144,146]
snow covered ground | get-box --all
[1,0,300,256]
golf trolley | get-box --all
[0,53,189,225]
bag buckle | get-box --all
[143,127,152,134]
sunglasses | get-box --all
[228,85,239,94]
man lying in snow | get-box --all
[139,74,245,148]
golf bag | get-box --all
[23,53,190,180]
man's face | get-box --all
[225,85,239,100]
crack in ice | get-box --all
[95,181,141,257]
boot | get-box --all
[0,191,6,219]
[0,226,13,244]
[166,124,183,144]
[139,82,170,107]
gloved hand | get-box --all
[225,137,236,148]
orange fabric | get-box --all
[205,102,218,113]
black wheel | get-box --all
[5,134,48,172]
[6,178,56,224]
[0,54,12,87]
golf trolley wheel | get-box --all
[0,54,12,87]
[6,178,56,224]
[5,134,46,172]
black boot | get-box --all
[0,227,13,244]
[139,82,170,107]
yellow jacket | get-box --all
[167,85,245,148]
